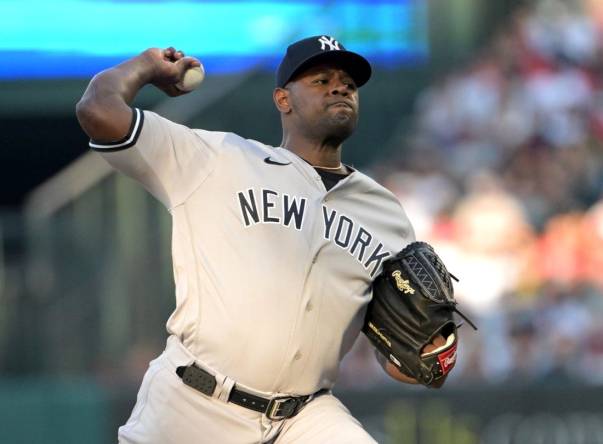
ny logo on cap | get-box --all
[318,36,340,51]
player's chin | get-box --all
[327,112,357,137]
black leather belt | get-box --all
[176,365,325,420]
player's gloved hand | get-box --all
[379,334,448,387]
[363,241,477,388]
[139,47,201,97]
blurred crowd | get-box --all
[340,0,603,388]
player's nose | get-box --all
[330,82,350,96]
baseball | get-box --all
[175,65,205,92]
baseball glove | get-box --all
[362,241,477,387]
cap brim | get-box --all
[284,50,372,88]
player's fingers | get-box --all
[175,56,202,73]
[432,334,446,347]
[422,343,435,354]
[163,47,179,62]
[184,56,201,67]
[421,334,446,354]
[158,83,188,97]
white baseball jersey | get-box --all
[91,108,415,395]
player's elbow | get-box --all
[75,97,131,142]
[75,97,101,135]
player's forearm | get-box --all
[76,55,154,141]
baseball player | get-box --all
[76,36,447,443]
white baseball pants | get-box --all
[117,336,377,444]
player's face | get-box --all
[286,63,359,142]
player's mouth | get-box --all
[328,101,354,111]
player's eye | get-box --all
[343,79,357,89]
[313,78,329,85]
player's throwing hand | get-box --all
[140,47,201,96]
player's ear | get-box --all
[273,87,292,114]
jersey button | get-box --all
[306,302,313,312]
[294,352,302,360]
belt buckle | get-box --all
[266,396,301,420]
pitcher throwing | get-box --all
[76,35,458,444]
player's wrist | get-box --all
[128,51,161,86]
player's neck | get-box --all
[280,134,343,169]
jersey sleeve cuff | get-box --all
[89,108,144,151]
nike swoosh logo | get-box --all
[264,156,291,166]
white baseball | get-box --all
[175,65,205,92]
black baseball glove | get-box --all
[362,241,477,387]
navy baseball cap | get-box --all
[276,35,372,88]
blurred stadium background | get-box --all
[2,0,603,442]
